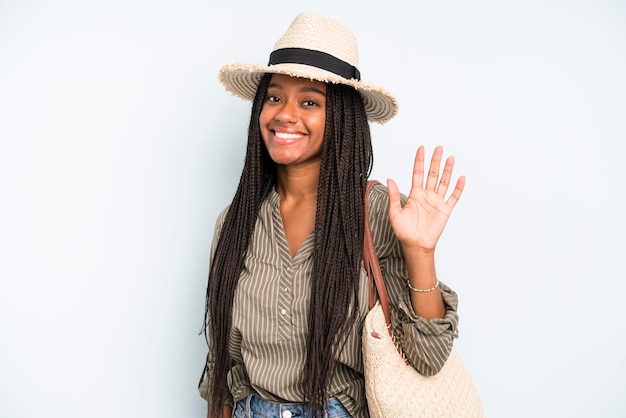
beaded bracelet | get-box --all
[406,279,440,293]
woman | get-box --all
[199,13,464,418]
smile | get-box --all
[275,131,304,140]
[273,131,306,144]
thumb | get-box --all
[387,178,401,219]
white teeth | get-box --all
[275,132,303,139]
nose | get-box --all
[275,100,298,124]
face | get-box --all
[259,74,327,169]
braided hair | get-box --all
[203,73,373,417]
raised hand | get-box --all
[387,146,465,253]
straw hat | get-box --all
[218,13,398,124]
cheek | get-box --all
[259,107,269,126]
[259,108,272,139]
[314,114,326,140]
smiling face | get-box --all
[259,74,327,169]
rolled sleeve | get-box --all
[198,355,235,405]
[198,355,211,401]
[396,281,458,375]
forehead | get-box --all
[268,73,327,92]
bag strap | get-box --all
[363,180,392,326]
[364,181,410,363]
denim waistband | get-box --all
[234,393,350,418]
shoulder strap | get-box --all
[363,180,392,326]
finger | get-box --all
[410,146,425,192]
[446,175,466,209]
[436,155,455,197]
[409,145,424,197]
[424,146,443,191]
[386,178,402,220]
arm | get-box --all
[401,248,444,319]
[387,145,465,319]
[367,181,460,375]
[200,208,234,416]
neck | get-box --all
[275,163,320,202]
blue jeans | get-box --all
[233,393,351,418]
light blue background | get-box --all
[1,1,625,417]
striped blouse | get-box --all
[199,182,459,417]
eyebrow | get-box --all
[268,83,326,97]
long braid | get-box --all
[303,82,373,415]
[203,74,274,418]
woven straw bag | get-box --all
[362,181,486,418]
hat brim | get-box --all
[218,63,398,124]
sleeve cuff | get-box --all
[397,280,459,337]
[198,365,234,406]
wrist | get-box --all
[401,244,435,259]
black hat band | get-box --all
[268,48,361,81]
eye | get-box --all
[266,95,281,103]
[302,100,318,107]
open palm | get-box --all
[387,146,465,252]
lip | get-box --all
[271,129,307,145]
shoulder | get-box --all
[212,204,231,239]
[367,180,388,202]
[216,204,230,224]
[366,180,409,252]
[366,180,388,219]
[212,189,274,238]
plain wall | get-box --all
[1,0,625,416]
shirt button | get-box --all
[281,309,287,315]
[282,411,293,418]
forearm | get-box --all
[402,246,445,319]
